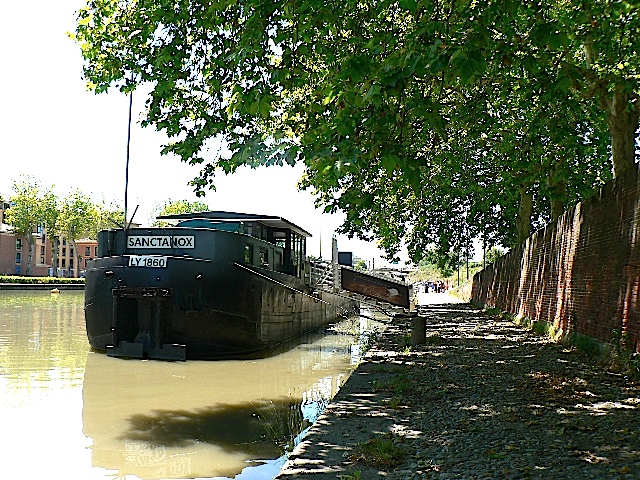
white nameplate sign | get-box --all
[127,235,195,249]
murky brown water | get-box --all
[0,290,380,479]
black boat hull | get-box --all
[84,228,358,360]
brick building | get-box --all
[75,238,99,276]
[0,198,9,224]
[0,226,52,276]
[0,200,97,277]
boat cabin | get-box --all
[158,211,311,278]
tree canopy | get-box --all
[59,190,99,243]
[72,0,639,262]
[6,181,101,238]
[4,177,47,275]
[150,198,210,226]
[4,179,103,275]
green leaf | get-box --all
[398,0,418,13]
[554,76,573,93]
[381,154,399,174]
[364,84,382,105]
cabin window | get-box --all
[244,244,254,264]
[274,231,286,250]
[291,234,301,273]
[259,248,268,267]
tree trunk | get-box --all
[70,238,78,278]
[516,184,533,244]
[548,166,567,221]
[25,236,34,276]
[605,85,639,179]
[51,237,59,277]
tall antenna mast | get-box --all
[124,89,133,230]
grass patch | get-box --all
[486,307,516,323]
[339,471,363,480]
[372,373,412,396]
[350,434,405,469]
[570,333,602,357]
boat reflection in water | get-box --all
[82,315,379,479]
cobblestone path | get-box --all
[277,299,639,479]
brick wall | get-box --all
[472,165,640,354]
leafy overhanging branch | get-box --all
[72,0,637,261]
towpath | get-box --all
[276,294,639,479]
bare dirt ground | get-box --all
[276,295,639,479]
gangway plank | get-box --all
[340,267,412,309]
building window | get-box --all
[16,252,21,264]
[40,257,45,265]
[62,247,66,256]
[94,247,98,256]
[16,238,22,250]
[40,246,45,255]
[62,259,66,268]
[85,247,90,256]
[70,259,74,268]
[62,239,66,246]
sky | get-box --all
[0,1,407,268]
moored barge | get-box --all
[84,211,359,360]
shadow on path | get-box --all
[278,301,640,479]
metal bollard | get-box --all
[410,316,426,346]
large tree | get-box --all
[4,177,46,275]
[150,198,210,226]
[59,190,99,276]
[40,189,61,276]
[91,199,125,237]
[73,0,638,259]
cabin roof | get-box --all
[156,210,312,237]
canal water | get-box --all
[0,290,382,479]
